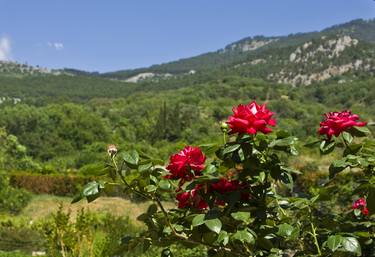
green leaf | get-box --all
[123,150,139,167]
[276,223,294,238]
[326,235,343,252]
[342,132,353,145]
[320,140,335,154]
[192,214,205,227]
[78,181,102,203]
[304,138,321,147]
[232,230,255,244]
[348,126,371,137]
[217,231,229,246]
[199,143,219,155]
[342,237,361,256]
[204,164,217,174]
[329,159,349,178]
[222,144,241,155]
[158,180,171,190]
[269,136,298,147]
[205,218,222,234]
[147,204,158,215]
[353,208,361,217]
[138,163,152,173]
[231,212,251,223]
[145,185,157,192]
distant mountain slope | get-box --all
[103,18,375,85]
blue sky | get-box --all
[0,0,374,72]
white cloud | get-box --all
[0,36,11,61]
[47,42,64,50]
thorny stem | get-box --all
[310,222,322,256]
[307,206,322,256]
[154,195,177,234]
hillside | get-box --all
[103,18,375,85]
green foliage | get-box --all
[0,174,31,214]
[76,106,375,256]
[9,173,95,196]
[41,204,138,257]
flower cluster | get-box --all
[175,178,250,210]
[165,146,206,185]
[176,185,209,210]
[319,110,366,139]
[352,198,369,216]
[227,101,276,135]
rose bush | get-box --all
[74,101,374,257]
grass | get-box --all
[12,194,173,226]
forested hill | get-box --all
[0,18,375,172]
[102,19,375,84]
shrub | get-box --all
[9,173,95,196]
[0,174,31,214]
[0,220,43,253]
[75,101,375,256]
[41,204,139,257]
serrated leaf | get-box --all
[138,163,152,173]
[192,214,205,227]
[205,218,222,234]
[269,136,298,147]
[222,144,241,155]
[123,150,139,167]
[232,230,255,244]
[320,140,335,154]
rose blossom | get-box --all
[211,178,243,194]
[176,185,208,210]
[319,111,366,139]
[352,198,369,216]
[227,101,276,135]
[211,178,250,205]
[165,146,206,184]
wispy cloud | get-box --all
[0,36,11,61]
[47,42,64,50]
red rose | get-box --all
[227,101,276,135]
[352,198,368,216]
[319,111,366,139]
[165,146,206,184]
[211,178,242,194]
[211,178,250,206]
[176,185,208,210]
